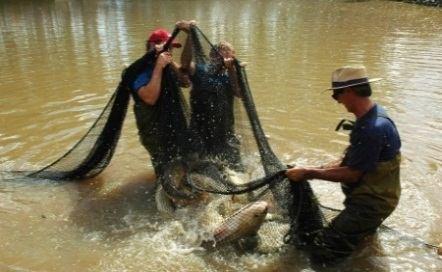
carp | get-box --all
[201,200,269,249]
[155,184,176,216]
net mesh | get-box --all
[29,82,130,180]
[10,26,325,251]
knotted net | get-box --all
[9,26,325,251]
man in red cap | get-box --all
[129,28,186,175]
[132,28,182,106]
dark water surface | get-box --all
[1,0,441,271]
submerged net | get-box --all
[9,26,325,252]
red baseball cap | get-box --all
[147,28,181,48]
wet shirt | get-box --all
[189,63,235,143]
[191,64,231,93]
[190,64,238,155]
[342,104,401,172]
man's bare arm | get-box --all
[138,52,171,105]
[177,20,196,75]
[225,59,241,98]
[286,165,363,184]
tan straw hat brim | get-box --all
[327,77,382,90]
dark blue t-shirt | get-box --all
[342,104,401,172]
[189,63,236,146]
[191,64,231,92]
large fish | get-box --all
[201,200,269,249]
[155,184,176,216]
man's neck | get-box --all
[353,99,374,119]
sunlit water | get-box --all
[1,0,441,271]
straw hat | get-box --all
[328,65,382,90]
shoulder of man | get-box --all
[374,106,398,131]
[123,51,156,86]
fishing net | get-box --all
[8,26,325,252]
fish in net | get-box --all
[5,26,325,252]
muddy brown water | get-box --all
[1,1,441,271]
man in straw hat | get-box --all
[285,65,401,264]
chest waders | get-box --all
[133,103,163,174]
[342,153,401,221]
[309,154,401,264]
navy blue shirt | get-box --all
[191,64,231,93]
[189,63,236,147]
[342,104,401,172]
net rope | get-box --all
[5,26,326,250]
